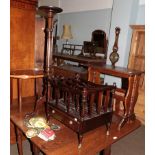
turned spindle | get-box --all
[38,6,63,73]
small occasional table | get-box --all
[88,64,144,129]
[10,100,141,155]
[10,69,44,112]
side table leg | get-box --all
[17,79,22,112]
[99,146,111,155]
[32,143,40,155]
[118,75,141,130]
[10,77,13,105]
[16,127,23,155]
[34,78,38,102]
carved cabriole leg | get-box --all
[128,75,141,121]
[16,127,23,155]
[118,76,134,130]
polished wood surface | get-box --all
[128,25,145,124]
[88,64,143,78]
[10,0,38,100]
[38,6,63,72]
[47,77,115,146]
[10,0,38,144]
[10,0,38,10]
[88,65,144,129]
[34,17,45,69]
[54,53,106,66]
[53,65,88,80]
[10,69,44,79]
[11,98,141,155]
[10,69,44,112]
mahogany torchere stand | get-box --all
[34,6,63,112]
[37,6,63,73]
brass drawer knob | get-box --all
[69,121,73,125]
[74,118,77,122]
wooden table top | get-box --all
[11,98,141,155]
[89,64,144,78]
[10,69,44,79]
[53,53,106,65]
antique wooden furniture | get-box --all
[35,16,45,69]
[88,65,144,130]
[53,52,106,80]
[47,76,115,146]
[10,0,38,144]
[10,97,141,155]
[35,5,116,149]
[80,29,108,58]
[53,50,106,80]
[38,6,62,72]
[52,29,108,80]
[53,65,88,80]
[10,69,44,112]
[92,29,107,54]
[10,0,38,99]
[53,53,106,66]
[128,25,145,123]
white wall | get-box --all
[60,0,113,13]
[139,0,145,5]
[104,0,141,86]
[37,0,145,87]
[38,0,59,7]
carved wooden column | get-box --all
[36,6,63,116]
[38,6,63,73]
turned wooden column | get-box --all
[38,6,63,73]
[37,6,63,116]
